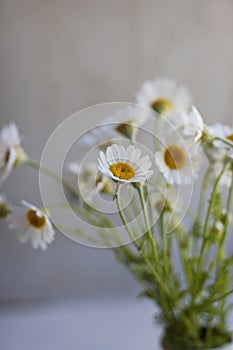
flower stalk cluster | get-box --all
[1,78,233,348]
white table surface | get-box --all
[0,298,163,350]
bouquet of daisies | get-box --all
[1,78,233,349]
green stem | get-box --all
[196,162,229,272]
[26,157,115,228]
[26,158,79,198]
[197,167,212,222]
[46,202,103,227]
[196,288,233,308]
[176,223,192,286]
[116,189,138,245]
[214,136,233,148]
[161,211,169,276]
[117,189,191,331]
[211,168,233,275]
[191,167,212,262]
[220,167,233,246]
[215,168,233,327]
[116,187,173,300]
[137,185,159,262]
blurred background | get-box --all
[1,0,233,313]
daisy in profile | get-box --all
[168,106,205,144]
[79,105,149,148]
[207,123,233,159]
[8,201,55,250]
[103,105,149,140]
[155,131,202,185]
[98,144,153,183]
[68,161,114,201]
[0,123,27,186]
[136,77,192,116]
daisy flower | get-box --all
[0,194,12,218]
[202,123,233,162]
[155,131,202,185]
[207,123,233,159]
[103,105,149,140]
[67,161,114,201]
[168,106,205,144]
[0,123,27,186]
[79,105,149,148]
[98,144,153,183]
[136,78,192,116]
[8,201,55,250]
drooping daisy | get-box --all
[0,194,12,218]
[136,78,192,116]
[201,124,231,162]
[98,144,153,183]
[79,105,149,148]
[0,123,27,186]
[207,123,233,159]
[155,131,202,185]
[168,106,205,144]
[102,105,149,140]
[67,161,114,201]
[8,201,55,250]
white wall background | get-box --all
[1,0,233,303]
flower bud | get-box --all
[0,195,12,218]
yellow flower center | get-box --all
[27,209,46,229]
[3,145,26,168]
[115,120,136,139]
[227,133,233,142]
[151,98,174,114]
[164,145,186,170]
[110,162,135,180]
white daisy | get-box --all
[103,105,149,139]
[0,194,12,218]
[136,78,192,116]
[0,123,27,186]
[155,131,202,185]
[98,144,153,183]
[8,201,55,250]
[209,123,233,150]
[67,161,114,201]
[168,106,204,144]
[79,105,149,148]
[202,123,233,162]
